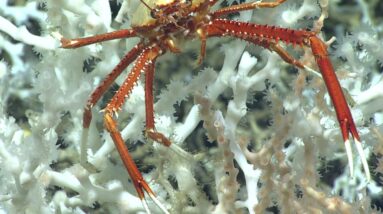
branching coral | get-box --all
[0,0,383,213]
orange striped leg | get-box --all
[212,0,287,18]
[60,30,140,166]
[144,57,171,147]
[309,37,370,180]
[82,43,144,129]
[204,22,305,68]
[61,29,137,48]
[205,19,370,180]
[247,37,307,69]
[103,44,169,213]
[78,43,144,168]
[268,43,305,69]
[143,44,192,161]
[196,28,207,65]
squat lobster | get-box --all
[59,0,370,212]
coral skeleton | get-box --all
[0,0,383,213]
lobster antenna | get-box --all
[139,0,155,13]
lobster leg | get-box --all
[204,19,370,180]
[72,43,143,167]
[60,31,142,166]
[309,37,370,180]
[144,57,172,147]
[196,28,207,65]
[61,29,137,48]
[212,0,287,18]
[246,37,306,69]
[143,45,191,160]
[102,44,169,214]
[81,43,144,130]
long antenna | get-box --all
[138,0,154,14]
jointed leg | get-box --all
[61,29,137,48]
[204,19,370,180]
[268,43,305,69]
[144,56,172,147]
[104,112,169,214]
[82,43,144,129]
[77,43,144,166]
[142,50,192,161]
[309,37,370,180]
[102,44,169,213]
[196,28,207,65]
[245,37,306,69]
[212,0,287,18]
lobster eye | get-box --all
[150,9,160,19]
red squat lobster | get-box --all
[59,0,370,212]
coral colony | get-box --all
[0,0,383,213]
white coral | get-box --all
[0,0,382,213]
